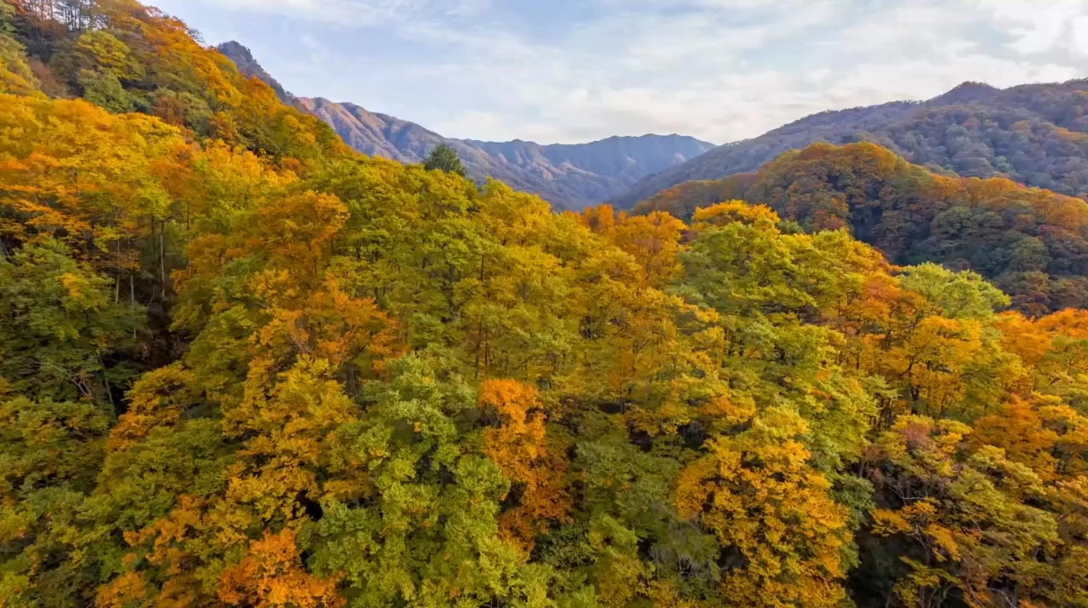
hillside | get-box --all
[638,141,1088,314]
[614,80,1088,208]
[215,41,290,102]
[3,4,346,166]
[217,42,714,209]
[5,2,1088,608]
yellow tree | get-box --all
[675,404,852,607]
[869,416,1061,608]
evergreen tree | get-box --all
[424,142,467,177]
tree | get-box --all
[867,416,1062,608]
[424,143,467,177]
[675,405,853,607]
[0,240,144,406]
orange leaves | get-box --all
[253,276,401,374]
[972,397,1062,480]
[219,528,344,608]
[95,571,149,608]
[972,395,1088,481]
[578,206,685,287]
[479,379,571,552]
[577,204,620,236]
[480,380,542,439]
[255,191,348,279]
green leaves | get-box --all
[899,263,1011,319]
[424,143,468,178]
[0,240,144,406]
[303,357,525,607]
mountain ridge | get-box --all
[215,41,291,102]
[217,42,715,210]
[611,78,1088,208]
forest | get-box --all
[636,142,1088,316]
[611,78,1088,211]
[3,1,1088,607]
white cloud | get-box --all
[965,0,1088,55]
[155,0,1088,144]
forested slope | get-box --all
[2,2,1088,608]
[636,142,1088,315]
[614,80,1088,209]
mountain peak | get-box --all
[217,40,254,62]
[216,40,291,102]
[929,81,1001,106]
[213,44,714,209]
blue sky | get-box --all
[149,0,1088,145]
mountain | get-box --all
[640,141,1088,315]
[613,79,1088,208]
[217,42,714,210]
[295,97,441,163]
[216,41,291,102]
[632,173,760,221]
[299,96,715,210]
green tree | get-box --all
[424,143,468,177]
[0,240,144,407]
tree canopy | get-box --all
[637,142,1088,314]
[2,2,1088,607]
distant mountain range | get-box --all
[217,42,715,210]
[216,43,1088,215]
[610,80,1088,208]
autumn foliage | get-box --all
[637,141,1088,315]
[4,2,1088,607]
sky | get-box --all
[148,0,1088,145]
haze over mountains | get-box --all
[217,42,715,210]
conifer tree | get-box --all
[424,142,467,177]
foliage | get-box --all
[640,141,1088,314]
[1,3,1087,607]
[423,142,467,177]
[10,0,348,165]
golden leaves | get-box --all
[692,200,780,229]
[674,406,850,608]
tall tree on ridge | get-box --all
[424,142,467,177]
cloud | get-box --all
[172,0,490,26]
[966,0,1088,55]
[153,0,1088,144]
